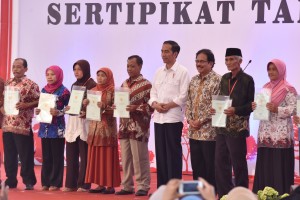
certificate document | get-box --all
[114,88,130,118]
[253,88,271,121]
[86,90,101,121]
[212,95,231,127]
[4,86,20,115]
[297,96,300,127]
[65,86,85,115]
[36,93,57,123]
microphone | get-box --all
[243,60,252,71]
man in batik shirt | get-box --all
[0,58,40,190]
[116,55,153,197]
[186,49,220,188]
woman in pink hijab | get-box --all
[36,65,70,191]
[252,59,297,194]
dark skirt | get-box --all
[252,147,294,194]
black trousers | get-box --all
[154,122,183,188]
[41,138,65,187]
[65,136,90,189]
[190,139,216,188]
[3,131,37,187]
[215,134,248,198]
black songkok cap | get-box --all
[225,48,242,57]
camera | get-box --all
[179,180,203,195]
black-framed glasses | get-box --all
[195,60,209,64]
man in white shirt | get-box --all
[149,40,190,188]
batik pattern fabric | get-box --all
[2,77,40,135]
[87,88,118,147]
[257,92,296,148]
[118,75,153,142]
[186,71,221,141]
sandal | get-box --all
[77,187,88,192]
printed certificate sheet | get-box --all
[86,90,101,121]
[253,88,271,121]
[4,86,20,115]
[65,86,85,115]
[212,95,231,127]
[114,88,130,118]
[297,96,300,127]
[36,93,57,123]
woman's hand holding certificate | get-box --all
[253,88,271,121]
[36,93,57,123]
[65,86,85,115]
[86,90,101,121]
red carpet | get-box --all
[1,165,299,200]
[0,165,192,200]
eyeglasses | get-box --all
[195,60,209,64]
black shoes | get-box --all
[3,180,17,189]
[25,184,34,190]
[115,189,134,195]
[89,187,106,193]
[102,187,115,194]
[115,189,148,196]
[135,189,148,196]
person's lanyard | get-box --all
[228,79,238,97]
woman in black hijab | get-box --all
[63,60,96,192]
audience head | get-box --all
[227,187,256,200]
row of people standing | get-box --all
[0,55,152,196]
[0,40,297,198]
[149,41,296,198]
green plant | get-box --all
[257,186,289,200]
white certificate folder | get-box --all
[253,88,271,121]
[4,86,20,115]
[212,95,232,127]
[113,87,130,118]
[297,96,300,128]
[65,86,85,115]
[36,93,57,123]
[86,90,102,121]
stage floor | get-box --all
[1,165,298,200]
[0,165,191,200]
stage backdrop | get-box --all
[11,0,300,175]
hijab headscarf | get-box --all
[72,59,92,86]
[263,59,297,106]
[44,65,63,93]
[95,67,115,92]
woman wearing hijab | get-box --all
[36,65,70,191]
[83,67,121,194]
[63,60,96,192]
[252,59,297,194]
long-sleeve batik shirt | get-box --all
[186,70,221,141]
